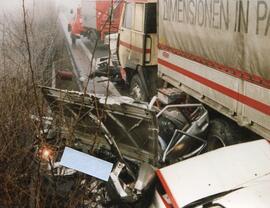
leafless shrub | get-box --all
[0,0,121,207]
[0,1,67,207]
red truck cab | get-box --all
[68,8,84,44]
[68,0,124,44]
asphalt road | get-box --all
[58,13,120,96]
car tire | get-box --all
[206,118,243,151]
[129,74,147,101]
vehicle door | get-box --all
[118,2,146,69]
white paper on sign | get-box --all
[59,147,113,181]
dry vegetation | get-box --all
[0,0,115,206]
[0,1,70,207]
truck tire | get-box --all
[206,118,243,151]
[88,30,100,43]
[71,36,76,45]
[130,74,147,101]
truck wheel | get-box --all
[71,36,76,45]
[206,118,243,151]
[88,30,100,43]
[130,74,147,101]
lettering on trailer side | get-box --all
[162,0,270,36]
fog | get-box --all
[0,0,21,11]
[0,0,36,13]
[55,0,80,10]
[0,0,80,14]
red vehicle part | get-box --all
[69,8,84,38]
[69,1,124,42]
[96,1,124,40]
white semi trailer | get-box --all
[117,0,270,148]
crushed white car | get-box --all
[152,140,270,208]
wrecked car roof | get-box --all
[41,86,159,165]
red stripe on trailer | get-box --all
[119,40,151,54]
[157,169,179,208]
[158,58,270,116]
[158,44,270,89]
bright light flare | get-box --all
[38,145,55,161]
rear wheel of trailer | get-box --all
[206,118,244,151]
